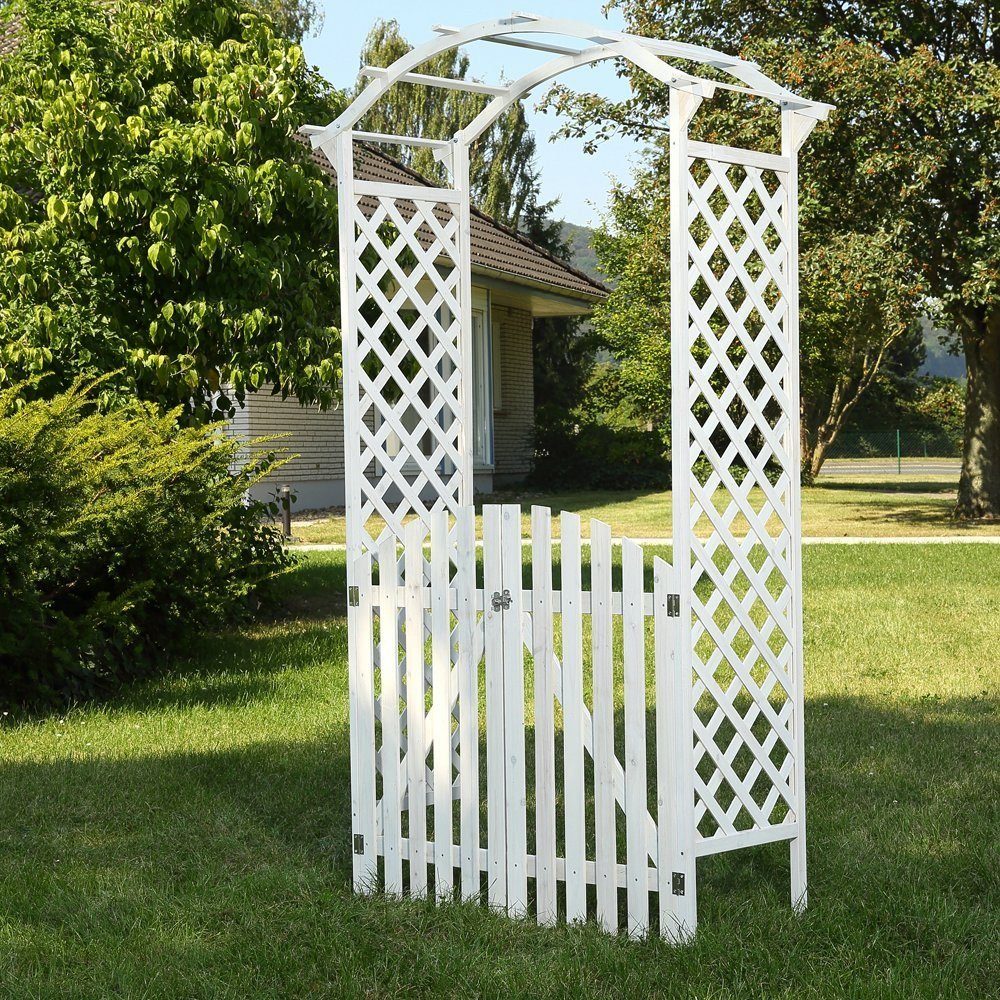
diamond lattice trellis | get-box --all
[683,153,799,845]
[345,183,472,555]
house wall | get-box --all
[491,303,535,486]
[242,301,536,511]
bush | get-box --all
[0,381,292,707]
[532,421,671,491]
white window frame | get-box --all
[471,287,494,468]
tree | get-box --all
[546,20,924,480]
[255,0,321,42]
[602,0,999,514]
[356,19,546,231]
[0,0,343,422]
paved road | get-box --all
[819,459,961,477]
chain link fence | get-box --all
[823,429,961,474]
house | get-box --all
[238,139,607,511]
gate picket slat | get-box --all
[350,550,378,893]
[378,535,403,894]
[483,505,507,909]
[431,510,453,900]
[531,506,557,925]
[455,506,479,898]
[502,504,528,916]
[622,539,649,937]
[591,518,618,932]
[404,520,428,897]
[560,511,587,923]
[655,555,697,939]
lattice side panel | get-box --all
[346,186,469,554]
[683,153,799,847]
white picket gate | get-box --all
[315,13,827,943]
[351,504,698,938]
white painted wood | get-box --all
[352,179,463,203]
[667,86,702,942]
[378,535,404,894]
[452,141,476,508]
[350,549,378,892]
[560,511,587,923]
[590,517,617,932]
[403,519,428,897]
[621,539,649,938]
[458,41,714,148]
[687,140,789,173]
[501,504,528,917]
[360,65,509,96]
[783,109,808,914]
[334,15,820,942]
[531,506,557,925]
[351,129,452,149]
[483,505,507,910]
[431,509,454,900]
[654,555,697,939]
[455,506,480,898]
[314,16,830,148]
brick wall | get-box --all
[245,387,346,483]
[491,303,534,482]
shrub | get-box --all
[532,421,671,491]
[0,381,292,707]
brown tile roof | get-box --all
[0,13,23,58]
[297,134,607,303]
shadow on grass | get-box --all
[814,478,957,496]
[1,677,996,995]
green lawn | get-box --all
[2,546,998,998]
[292,476,1000,545]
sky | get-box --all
[300,2,640,227]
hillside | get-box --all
[558,221,602,283]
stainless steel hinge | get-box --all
[353,833,365,855]
[667,594,681,617]
[348,586,360,607]
[672,871,686,896]
[491,589,512,612]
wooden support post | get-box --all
[782,108,808,915]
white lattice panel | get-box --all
[679,145,802,853]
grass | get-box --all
[291,475,1000,545]
[2,546,998,997]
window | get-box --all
[491,320,502,411]
[471,288,494,466]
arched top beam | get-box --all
[309,13,832,152]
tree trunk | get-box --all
[956,310,1000,520]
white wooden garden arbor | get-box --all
[306,13,831,941]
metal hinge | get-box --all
[348,586,359,607]
[672,871,686,896]
[667,593,681,617]
[491,589,512,612]
[353,833,365,855]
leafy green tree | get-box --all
[548,20,923,481]
[599,0,999,513]
[255,0,321,42]
[0,0,343,422]
[357,19,546,231]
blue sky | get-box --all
[300,3,639,226]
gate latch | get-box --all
[491,589,512,612]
